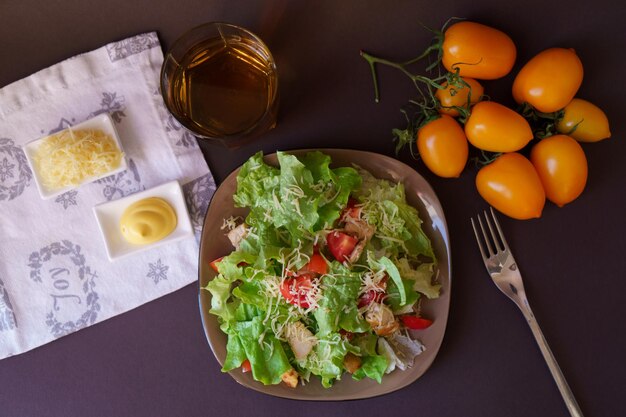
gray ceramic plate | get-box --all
[198,149,451,400]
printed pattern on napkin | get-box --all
[0,32,216,359]
[0,138,32,201]
[106,33,161,62]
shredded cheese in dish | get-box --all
[33,128,124,190]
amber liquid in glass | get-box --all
[167,37,277,138]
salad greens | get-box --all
[205,151,440,388]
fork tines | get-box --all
[471,207,509,258]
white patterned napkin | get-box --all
[0,32,216,359]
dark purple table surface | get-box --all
[2,1,625,416]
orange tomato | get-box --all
[435,77,484,117]
[512,48,583,113]
[557,98,611,142]
[464,101,533,152]
[476,153,546,220]
[530,135,587,207]
[442,21,517,80]
[417,115,468,178]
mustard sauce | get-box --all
[120,197,177,245]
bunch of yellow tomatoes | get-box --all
[362,20,611,220]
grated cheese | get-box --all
[292,198,303,217]
[358,270,384,295]
[220,216,242,231]
[33,128,124,190]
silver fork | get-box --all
[471,208,584,417]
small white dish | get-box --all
[93,180,194,261]
[23,113,127,200]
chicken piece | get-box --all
[344,217,375,263]
[387,332,425,363]
[345,218,375,241]
[348,239,367,263]
[284,321,317,360]
[281,369,299,388]
[365,302,400,336]
[343,352,362,374]
[377,333,426,373]
[227,223,249,249]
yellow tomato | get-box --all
[464,101,533,152]
[530,135,588,207]
[557,98,611,142]
[512,48,583,113]
[442,21,517,80]
[476,153,546,220]
[417,115,468,178]
[435,77,484,117]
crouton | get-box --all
[281,369,299,388]
[343,353,362,374]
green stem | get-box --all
[401,41,442,66]
[360,50,382,103]
[360,50,447,102]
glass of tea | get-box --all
[160,22,279,147]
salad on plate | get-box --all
[205,151,441,388]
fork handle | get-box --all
[521,303,584,417]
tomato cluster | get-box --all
[362,20,611,220]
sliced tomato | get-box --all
[357,276,388,308]
[326,231,358,262]
[339,329,354,340]
[241,359,251,373]
[280,273,316,308]
[358,290,385,308]
[302,253,328,275]
[341,198,362,220]
[209,257,224,272]
[401,315,433,330]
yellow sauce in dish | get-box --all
[120,197,177,245]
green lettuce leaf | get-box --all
[386,277,420,312]
[300,333,348,388]
[351,333,379,356]
[223,331,247,371]
[375,255,406,306]
[233,151,361,249]
[395,258,440,299]
[300,151,334,185]
[303,152,362,230]
[313,262,369,336]
[223,316,292,385]
[232,151,280,209]
[216,251,256,278]
[355,168,434,260]
[232,281,267,309]
[275,152,320,238]
[204,274,239,327]
[352,354,389,383]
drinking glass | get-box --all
[160,22,279,147]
